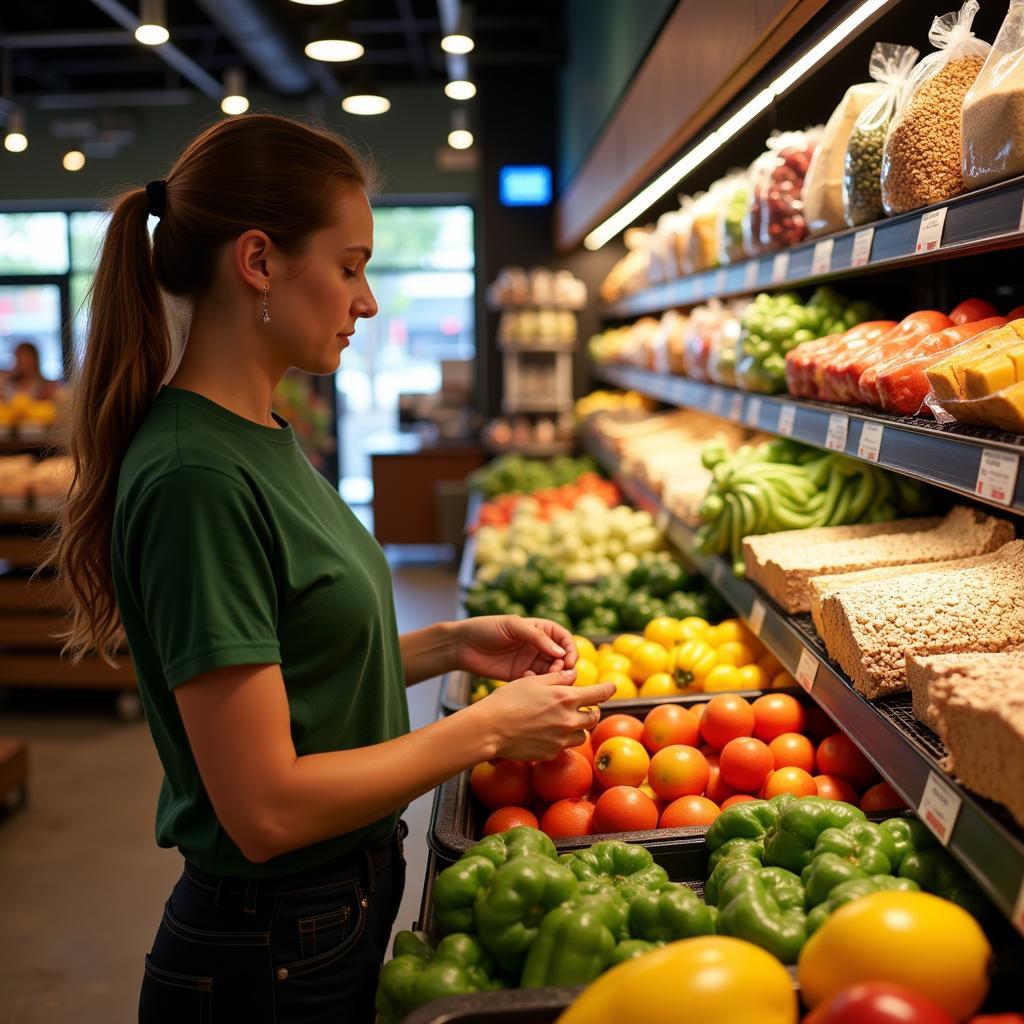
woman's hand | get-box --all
[454,615,578,681]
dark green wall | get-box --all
[558,0,677,192]
[0,83,476,206]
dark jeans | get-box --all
[139,824,407,1024]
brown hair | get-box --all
[52,113,372,661]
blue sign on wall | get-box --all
[499,165,553,207]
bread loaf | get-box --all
[744,507,1014,614]
[818,541,1024,698]
[905,650,1024,729]
[929,665,1024,829]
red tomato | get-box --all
[704,753,738,805]
[814,774,858,804]
[593,786,659,833]
[721,794,757,808]
[763,765,817,798]
[816,733,878,790]
[803,981,957,1024]
[591,713,644,751]
[648,744,710,801]
[948,298,999,325]
[531,748,593,803]
[699,694,755,751]
[571,731,595,764]
[803,702,840,741]
[719,736,774,792]
[482,806,538,835]
[539,797,595,838]
[768,732,816,774]
[470,759,533,809]
[659,794,720,827]
[968,1016,1024,1023]
[860,781,906,813]
[641,704,699,753]
[751,693,807,742]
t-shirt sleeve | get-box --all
[125,465,282,688]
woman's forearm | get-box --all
[399,621,459,685]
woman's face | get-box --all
[271,184,378,376]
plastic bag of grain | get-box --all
[963,0,1024,187]
[804,75,886,235]
[842,43,920,227]
[717,169,753,264]
[687,183,726,272]
[881,1,990,216]
[755,127,821,251]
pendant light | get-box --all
[447,108,473,150]
[342,91,390,116]
[135,0,170,46]
[221,68,250,115]
[4,108,27,153]
[444,79,476,101]
[305,11,364,63]
[441,4,474,55]
[289,0,345,5]
[63,150,86,172]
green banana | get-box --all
[844,469,877,523]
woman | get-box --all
[53,114,615,1023]
[0,340,60,400]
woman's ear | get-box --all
[234,230,273,290]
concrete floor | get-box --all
[0,561,458,1024]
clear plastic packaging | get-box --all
[755,128,821,251]
[743,148,774,256]
[881,1,990,215]
[686,185,724,272]
[706,316,742,387]
[963,0,1024,188]
[717,170,753,264]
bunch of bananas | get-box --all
[695,438,928,573]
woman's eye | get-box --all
[343,266,358,279]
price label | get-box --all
[771,251,790,283]
[975,449,1020,506]
[811,238,834,275]
[744,261,760,291]
[709,390,725,415]
[918,771,963,846]
[746,397,763,427]
[747,599,766,638]
[715,267,728,294]
[777,404,797,437]
[1013,877,1024,936]
[915,207,948,254]
[826,414,849,451]
[729,393,744,420]
[857,422,884,462]
[851,227,874,267]
[795,648,818,692]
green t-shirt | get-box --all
[112,386,410,878]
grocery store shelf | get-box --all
[499,341,578,353]
[583,430,1024,934]
[601,175,1024,320]
[482,438,577,458]
[594,363,1024,516]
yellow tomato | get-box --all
[557,935,798,1024]
[573,659,598,688]
[598,651,632,677]
[772,671,797,689]
[643,616,680,649]
[629,641,669,683]
[597,642,613,657]
[639,672,680,698]
[714,641,756,667]
[703,664,743,693]
[573,635,598,663]
[678,616,711,641]
[671,640,718,691]
[737,664,770,690]
[612,633,645,657]
[758,652,784,677]
[599,670,638,700]
[706,619,746,647]
[797,892,990,1021]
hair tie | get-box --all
[145,179,167,219]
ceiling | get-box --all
[0,0,564,106]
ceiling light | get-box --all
[583,0,891,250]
[135,0,170,46]
[444,79,476,101]
[221,68,250,115]
[63,150,86,172]
[289,0,346,5]
[342,93,390,116]
[4,109,27,153]
[442,4,474,54]
[305,39,364,62]
[447,108,473,149]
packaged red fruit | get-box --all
[647,745,710,801]
[531,748,593,803]
[539,798,595,838]
[751,693,807,742]
[641,704,699,753]
[593,786,659,833]
[660,794,720,827]
[816,733,878,790]
[482,806,539,836]
[719,736,774,792]
[470,758,533,809]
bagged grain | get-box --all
[880,1,990,215]
[963,0,1024,187]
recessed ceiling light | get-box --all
[305,39,364,62]
[448,129,473,150]
[63,150,86,172]
[444,80,476,101]
[290,0,345,5]
[342,94,391,116]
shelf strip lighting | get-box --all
[583,0,891,250]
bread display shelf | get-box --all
[584,431,1024,934]
[595,363,1024,514]
[601,174,1024,320]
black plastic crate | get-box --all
[401,986,582,1024]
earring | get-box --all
[261,284,271,325]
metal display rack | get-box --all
[594,363,1024,514]
[601,174,1024,321]
[583,431,1024,935]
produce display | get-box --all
[468,454,600,499]
[0,392,59,433]
[0,455,72,510]
[470,475,621,532]
[752,129,820,252]
[695,438,928,574]
[573,390,652,420]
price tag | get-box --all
[918,771,963,846]
[777,404,797,437]
[811,238,834,275]
[915,207,948,254]
[709,390,725,415]
[744,260,760,291]
[729,393,744,420]
[771,251,790,283]
[826,414,849,451]
[747,599,766,638]
[715,267,728,294]
[746,397,763,427]
[975,449,1020,506]
[1013,877,1024,936]
[851,227,874,267]
[795,649,818,692]
[857,422,884,462]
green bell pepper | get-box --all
[433,855,497,935]
[805,875,921,935]
[375,931,499,1024]
[561,841,669,894]
[801,821,899,906]
[762,798,866,874]
[879,816,935,872]
[466,826,557,867]
[707,837,765,874]
[627,886,715,942]
[704,849,764,907]
[714,867,807,964]
[610,939,661,966]
[898,847,994,924]
[706,795,796,851]
[801,853,871,908]
[519,893,626,988]
[474,855,579,972]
